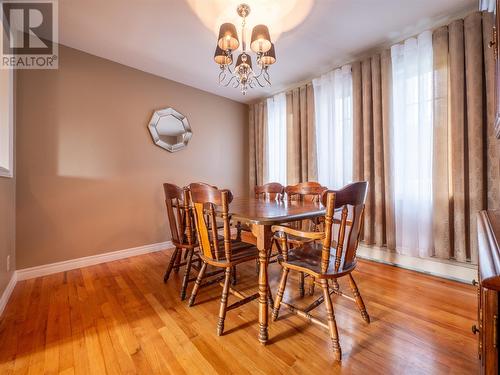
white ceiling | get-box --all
[60,0,477,104]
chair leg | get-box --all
[331,278,340,291]
[272,268,289,321]
[235,222,242,241]
[163,247,179,283]
[308,276,316,296]
[298,272,305,298]
[255,259,259,275]
[267,283,274,306]
[217,268,232,336]
[231,266,237,286]
[173,248,182,273]
[188,261,207,307]
[320,279,342,361]
[180,249,194,301]
[348,274,370,323]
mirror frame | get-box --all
[148,107,193,152]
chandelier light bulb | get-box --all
[250,25,271,53]
[217,23,239,51]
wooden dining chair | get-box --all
[188,183,268,336]
[282,181,328,297]
[271,182,369,362]
[163,183,201,300]
[255,182,285,201]
[285,181,327,202]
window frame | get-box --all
[0,68,13,179]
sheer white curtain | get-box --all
[479,0,495,12]
[266,93,287,185]
[313,65,353,189]
[391,31,434,257]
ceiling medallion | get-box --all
[213,3,276,95]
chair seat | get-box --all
[277,241,355,278]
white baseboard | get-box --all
[0,271,18,317]
[16,241,173,281]
[1,241,173,318]
[357,245,477,284]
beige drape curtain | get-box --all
[432,11,499,264]
[248,101,267,192]
[249,84,317,191]
[351,11,499,262]
[352,52,396,249]
[248,11,499,264]
[286,84,318,185]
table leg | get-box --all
[252,224,272,345]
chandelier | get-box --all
[213,3,276,95]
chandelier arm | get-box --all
[252,66,263,79]
[252,75,266,88]
[222,75,236,87]
[218,69,227,85]
[252,66,271,86]
[263,68,271,85]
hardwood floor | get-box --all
[0,249,478,374]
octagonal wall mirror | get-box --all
[148,107,192,152]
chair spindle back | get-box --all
[285,182,327,231]
[163,183,194,247]
[189,183,233,262]
[255,182,284,201]
[320,182,368,274]
[285,182,327,202]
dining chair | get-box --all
[255,182,285,201]
[163,183,201,300]
[193,182,241,285]
[282,181,328,297]
[187,183,269,336]
[271,182,370,362]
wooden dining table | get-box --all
[228,197,325,345]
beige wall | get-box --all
[16,45,248,269]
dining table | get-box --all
[228,196,325,345]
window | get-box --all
[0,69,13,178]
[313,65,353,189]
[391,31,433,257]
[266,93,287,185]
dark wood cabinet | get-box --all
[477,210,500,374]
